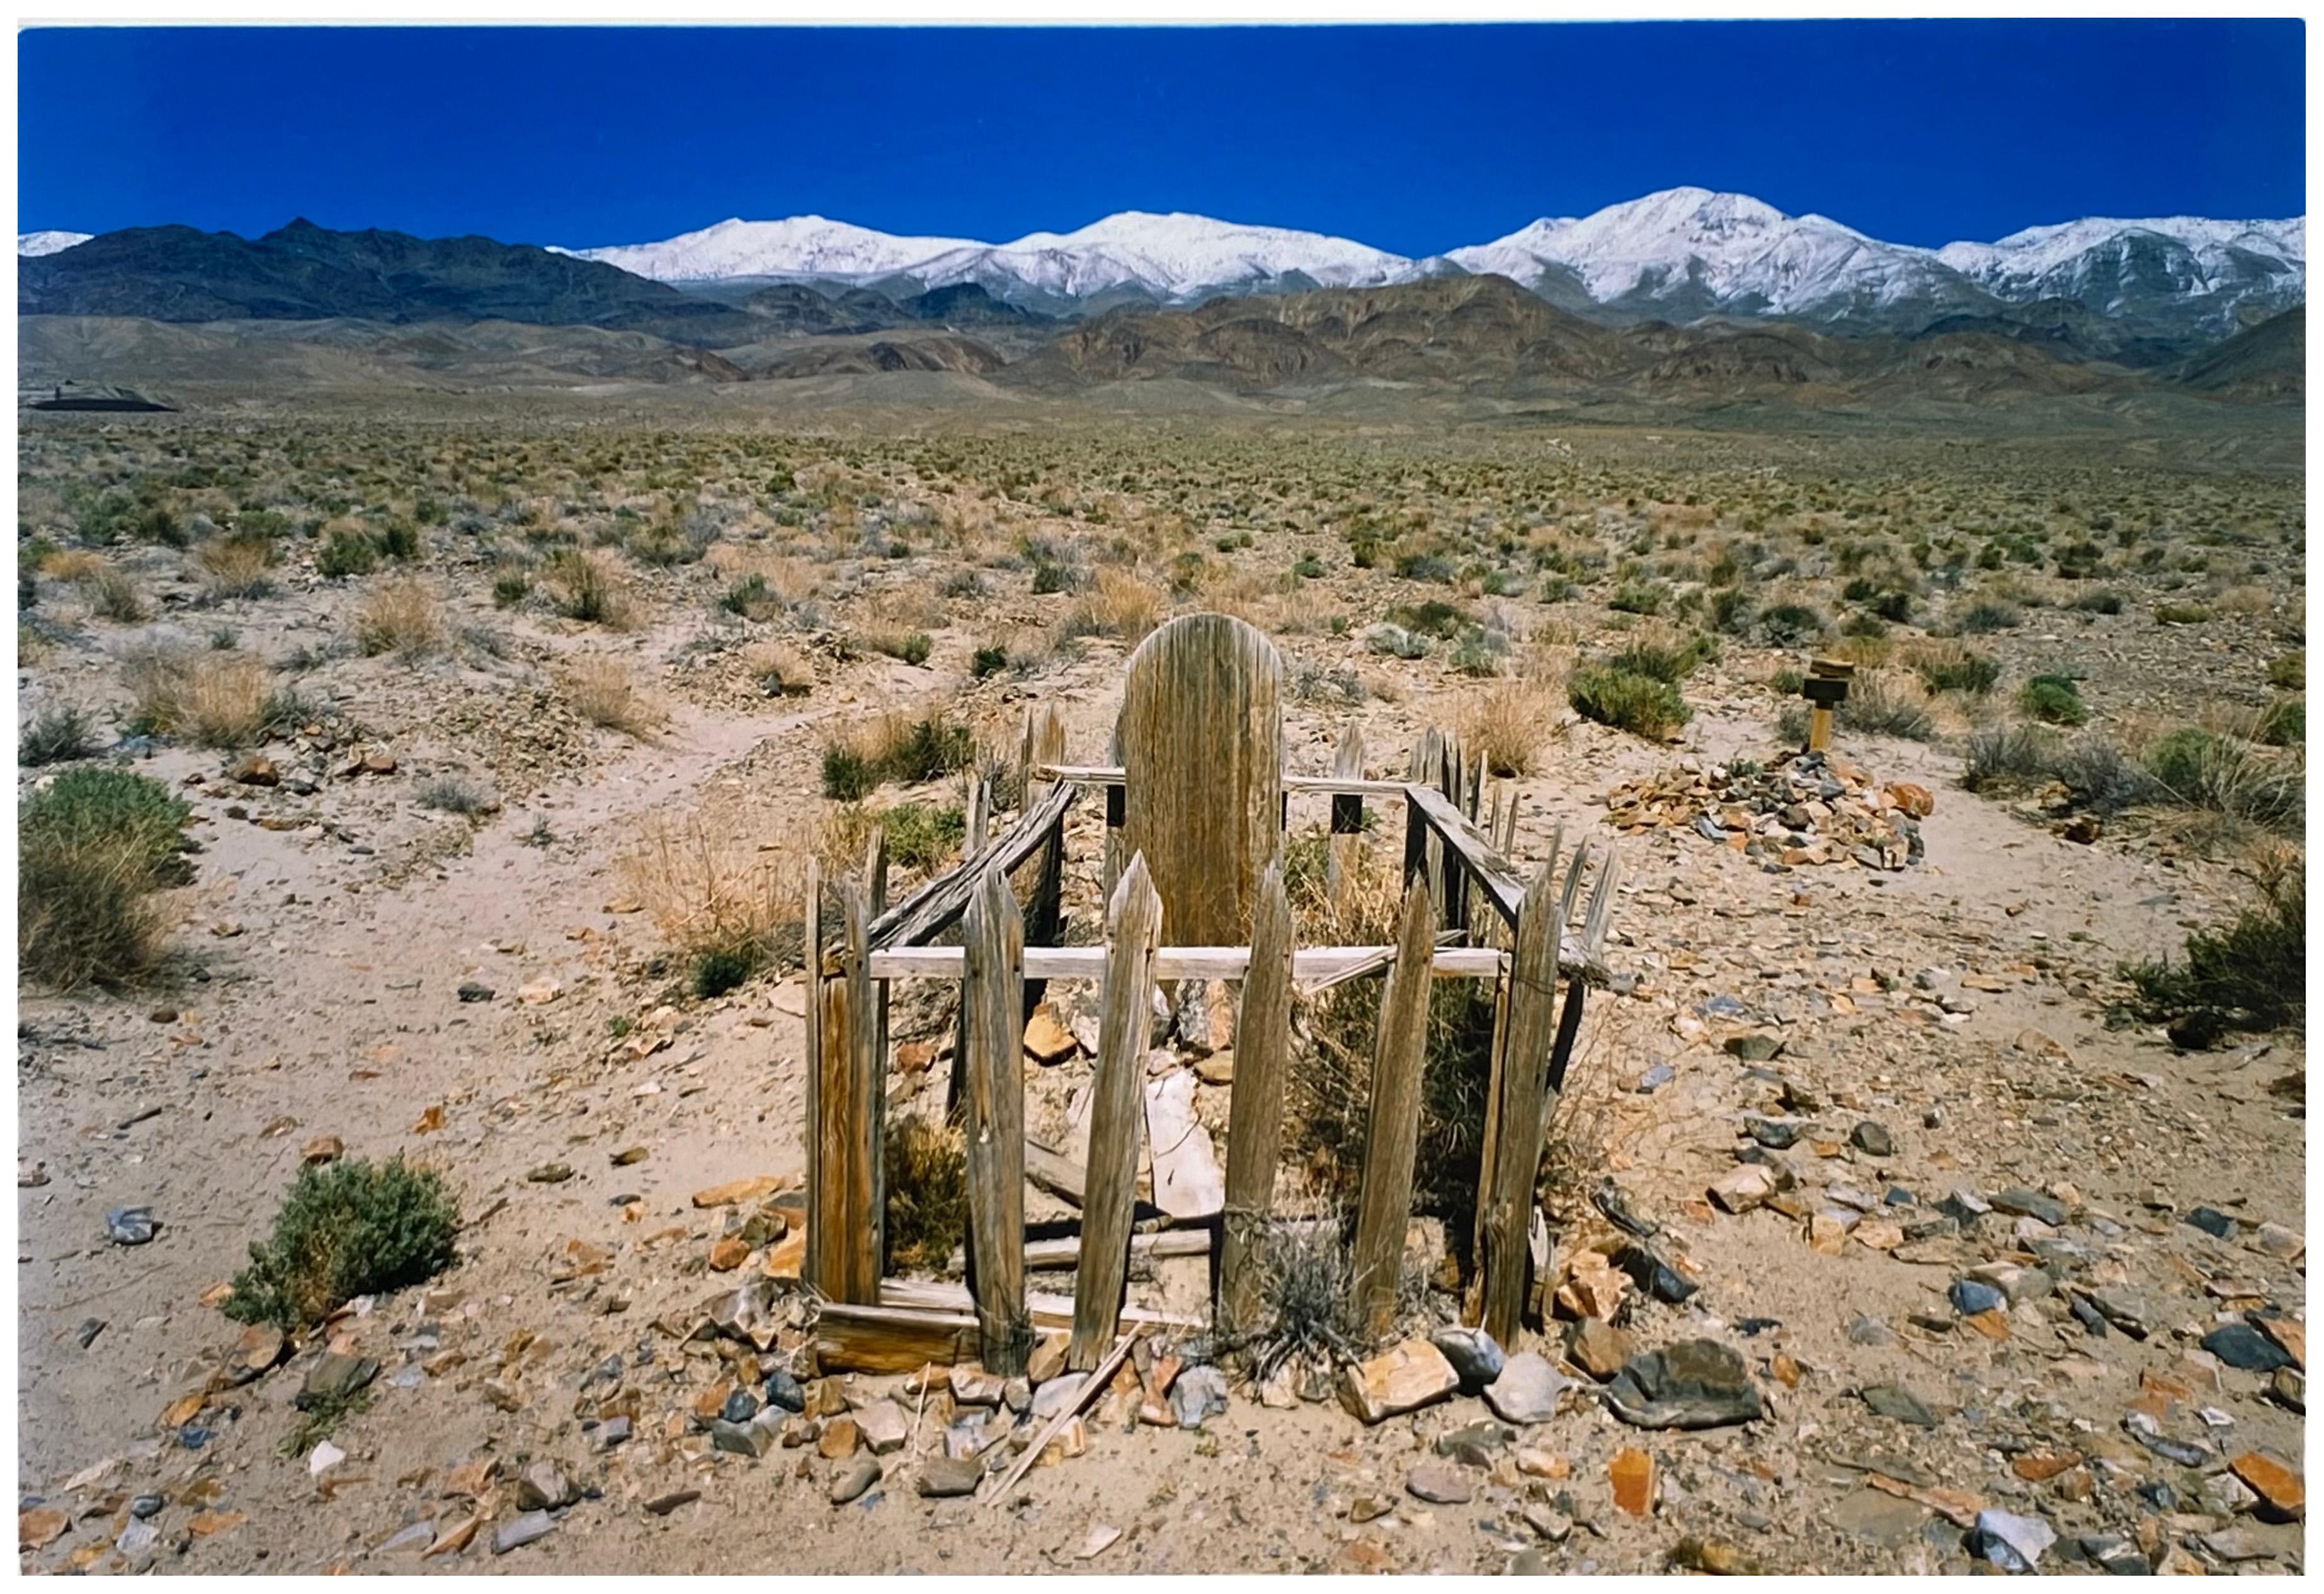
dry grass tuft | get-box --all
[1459,680,1562,777]
[196,533,276,600]
[1061,567,1165,642]
[353,576,441,659]
[563,658,667,738]
[123,647,273,749]
[883,1112,969,1276]
[615,805,804,992]
[743,640,816,697]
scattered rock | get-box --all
[2229,1451,2304,1520]
[301,1135,343,1165]
[644,1489,700,1516]
[1484,1352,1567,1425]
[1850,1121,1895,1158]
[1948,1279,2006,1317]
[1990,1187,2068,1227]
[1171,1365,1229,1430]
[1969,1508,2054,1572]
[1428,1324,1504,1392]
[916,1457,982,1498]
[855,1399,911,1455]
[456,981,495,1003]
[1709,1163,1778,1214]
[692,1176,785,1209]
[1404,1462,1472,1505]
[297,1353,380,1409]
[2202,1322,2293,1374]
[104,1206,159,1245]
[1602,1340,1762,1430]
[1022,1005,1078,1064]
[1860,1384,1938,1428]
[828,1457,880,1505]
[1564,1317,1632,1380]
[1339,1338,1459,1424]
[492,1510,555,1556]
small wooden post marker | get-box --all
[1801,658,1855,753]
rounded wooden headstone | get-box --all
[1115,612,1284,945]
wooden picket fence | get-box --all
[804,713,1619,1375]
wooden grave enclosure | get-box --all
[807,614,1621,1381]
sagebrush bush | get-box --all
[354,577,441,660]
[223,1158,460,1331]
[123,648,273,749]
[2020,674,2090,726]
[2123,867,2303,1046]
[2141,727,2303,829]
[19,704,97,767]
[1837,669,1937,741]
[20,768,191,989]
[1758,602,1826,647]
[317,529,380,579]
[1569,666,1689,739]
[196,532,276,600]
[877,802,966,871]
[1962,724,2062,792]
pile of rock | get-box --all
[1602,752,1932,870]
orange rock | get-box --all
[1022,1005,1078,1064]
[1888,782,1935,818]
[762,1225,806,1281]
[708,1236,751,1272]
[411,1104,445,1134]
[1610,1449,1656,1517]
[161,1391,207,1428]
[692,1175,785,1209]
[817,1417,860,1459]
[2256,1317,2306,1370]
[895,1040,938,1075]
[187,1510,247,1538]
[2230,1451,2304,1517]
[1962,1309,2013,1342]
[18,1507,68,1549]
[1770,1353,1801,1389]
[302,1134,344,1165]
[2013,1450,2083,1482]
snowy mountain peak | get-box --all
[560,215,983,283]
[20,230,92,257]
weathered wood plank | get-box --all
[991,1326,1142,1504]
[880,1277,1204,1332]
[1350,879,1436,1341]
[1117,613,1284,944]
[961,867,1030,1375]
[1070,854,1163,1370]
[1326,724,1365,904]
[1402,778,1525,926]
[814,1302,979,1374]
[1036,765,1405,800]
[810,882,880,1304]
[1220,861,1294,1333]
[1479,860,1565,1347]
[802,855,824,1292]
[866,778,1075,950]
[870,942,1505,982]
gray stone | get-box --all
[297,1352,380,1410]
[763,1367,806,1412]
[596,1416,632,1451]
[916,1456,984,1498]
[1428,1324,1505,1392]
[493,1510,555,1556]
[129,1495,164,1521]
[116,1520,159,1559]
[104,1206,159,1245]
[1861,1384,1939,1428]
[1949,1279,2006,1316]
[1990,1187,2068,1227]
[829,1457,881,1505]
[1030,1371,1088,1421]
[721,1388,760,1424]
[1171,1365,1229,1430]
[1826,1488,1929,1548]
[1404,1462,1473,1505]
[2269,1367,2304,1413]
[1850,1122,1895,1158]
[1484,1352,1568,1425]
[1846,1315,1896,1348]
[854,1398,911,1455]
[710,1417,774,1459]
[2121,1411,2209,1467]
[515,1460,576,1511]
[1602,1340,1762,1430]
[1724,1033,1783,1062]
[2077,1535,2150,1576]
[1967,1262,2053,1306]
[2202,1323,2292,1372]
[375,1520,436,1556]
[2085,1288,2157,1340]
[1971,1508,2054,1572]
[1522,1505,1573,1542]
[700,1279,778,1348]
[1434,1419,1513,1467]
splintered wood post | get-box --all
[1070,853,1163,1370]
[1219,861,1294,1335]
[1479,860,1565,1346]
[803,855,823,1289]
[1327,723,1365,904]
[811,880,880,1304]
[864,829,889,1116]
[1117,613,1284,945]
[960,866,1030,1375]
[1022,703,1067,1021]
[1350,877,1436,1341]
[967,775,989,855]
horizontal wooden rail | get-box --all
[868,778,1076,950]
[869,943,1508,982]
[1401,780,1527,925]
[1037,763,1406,799]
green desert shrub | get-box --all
[2122,866,2303,1047]
[969,644,1010,679]
[222,1157,460,1332]
[877,802,967,872]
[316,529,380,580]
[1915,648,2002,696]
[2258,696,2304,747]
[870,631,933,667]
[20,768,193,990]
[2269,651,2304,691]
[19,704,97,767]
[1569,666,1689,739]
[1758,603,1826,647]
[2020,674,2090,726]
[1958,600,2022,634]
[2141,727,2303,828]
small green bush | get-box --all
[1959,600,2022,634]
[316,530,379,579]
[1607,580,1668,617]
[19,705,97,767]
[2122,868,2303,1046]
[1384,600,1471,639]
[2073,590,2125,616]
[2141,727,2303,828]
[721,574,777,619]
[692,944,760,999]
[881,715,976,784]
[1606,632,1717,685]
[1711,589,1756,635]
[1962,724,2062,792]
[222,1158,460,1332]
[2020,675,2089,726]
[879,802,967,871]
[1917,650,2001,695]
[2268,651,2304,691]
[2258,696,2304,746]
[872,632,933,667]
[970,645,1010,679]
[2154,601,2213,625]
[1569,666,1689,739]
[1758,603,1826,647]
[822,747,876,802]
[491,568,531,608]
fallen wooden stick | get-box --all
[987,1325,1142,1505]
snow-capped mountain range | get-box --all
[552,188,2304,333]
[18,231,93,257]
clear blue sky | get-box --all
[18,21,2306,254]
